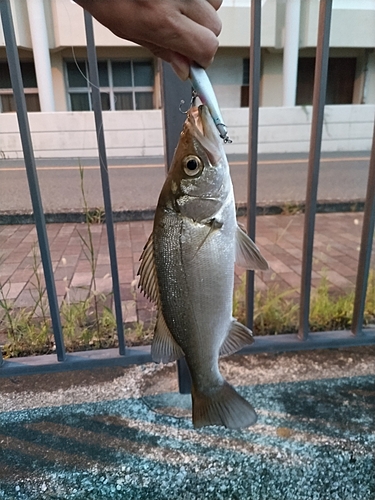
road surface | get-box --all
[0,151,370,213]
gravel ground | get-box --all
[0,347,374,499]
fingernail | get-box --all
[170,55,189,81]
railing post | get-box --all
[160,61,192,172]
[84,11,126,355]
[0,0,66,361]
[246,0,262,331]
[351,120,375,336]
[298,0,332,340]
[160,61,192,394]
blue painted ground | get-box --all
[0,375,374,499]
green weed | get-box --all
[233,276,298,334]
[125,320,154,346]
[309,276,354,331]
[280,202,303,216]
[0,248,54,357]
[233,269,375,335]
[0,164,119,357]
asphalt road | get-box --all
[0,151,370,213]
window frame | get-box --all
[64,58,155,112]
[0,61,40,113]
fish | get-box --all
[138,104,268,429]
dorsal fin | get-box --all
[137,233,159,303]
[138,232,184,364]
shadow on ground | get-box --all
[0,375,374,499]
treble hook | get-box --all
[179,100,189,114]
[179,90,199,114]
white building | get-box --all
[0,0,375,157]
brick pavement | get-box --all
[0,213,373,326]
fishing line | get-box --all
[62,1,101,91]
[61,1,109,174]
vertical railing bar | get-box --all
[160,61,192,394]
[160,61,192,172]
[298,0,332,341]
[351,120,375,336]
[84,11,126,355]
[246,0,262,331]
[0,0,66,361]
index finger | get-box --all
[180,0,222,37]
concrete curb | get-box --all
[0,200,366,225]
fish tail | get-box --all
[192,381,257,429]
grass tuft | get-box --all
[233,269,375,335]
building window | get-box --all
[0,62,40,113]
[241,58,250,107]
[65,59,154,111]
[296,57,357,105]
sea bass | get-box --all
[138,105,268,429]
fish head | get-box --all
[160,105,232,222]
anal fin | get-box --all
[192,381,257,429]
[219,320,254,357]
[151,311,184,363]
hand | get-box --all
[74,0,222,80]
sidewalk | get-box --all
[0,212,370,326]
[1,212,375,499]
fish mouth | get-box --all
[186,105,222,164]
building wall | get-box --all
[227,104,375,154]
[260,50,283,107]
[49,0,136,48]
[218,0,278,47]
[207,46,375,109]
[2,0,375,51]
[299,1,375,48]
[1,105,373,159]
[50,52,66,112]
[1,0,375,146]
[207,49,248,107]
[365,51,375,104]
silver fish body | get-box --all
[138,105,268,429]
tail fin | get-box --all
[192,382,257,429]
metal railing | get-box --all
[0,0,374,380]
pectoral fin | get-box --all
[137,233,158,303]
[152,311,185,363]
[190,218,223,261]
[219,320,254,357]
[236,225,269,270]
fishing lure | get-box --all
[189,64,232,144]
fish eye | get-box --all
[183,155,203,177]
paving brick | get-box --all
[278,271,301,289]
[70,272,93,288]
[3,282,27,300]
[0,212,371,326]
[317,269,354,291]
[121,300,137,323]
[267,259,294,274]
